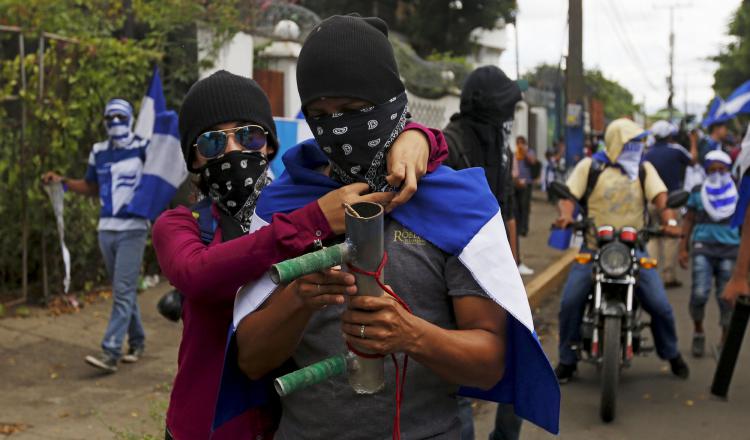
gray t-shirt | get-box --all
[275,218,489,440]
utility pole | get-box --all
[565,0,584,167]
[656,3,691,121]
[567,0,584,105]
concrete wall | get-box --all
[198,30,254,79]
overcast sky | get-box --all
[497,0,742,115]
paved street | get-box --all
[474,265,750,440]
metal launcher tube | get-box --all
[345,201,386,394]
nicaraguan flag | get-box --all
[702,96,727,128]
[212,141,561,434]
[126,66,188,220]
[733,124,750,228]
[717,79,750,121]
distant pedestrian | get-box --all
[699,121,728,163]
[514,135,537,275]
[645,120,697,288]
[679,150,739,357]
[42,99,148,373]
[443,64,524,440]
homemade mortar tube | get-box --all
[275,354,348,397]
[270,242,354,285]
[711,295,750,398]
[345,201,386,394]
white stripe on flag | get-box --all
[134,96,155,140]
[234,212,274,328]
[458,209,534,331]
[144,132,188,187]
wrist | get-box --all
[403,315,428,356]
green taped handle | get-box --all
[270,242,353,284]
[274,354,347,397]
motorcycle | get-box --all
[549,181,688,422]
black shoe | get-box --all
[85,353,118,373]
[555,363,577,384]
[669,355,689,379]
[664,280,683,289]
[121,346,144,363]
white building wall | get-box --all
[198,30,254,79]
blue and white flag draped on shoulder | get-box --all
[212,140,561,434]
[125,66,188,221]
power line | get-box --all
[601,0,660,91]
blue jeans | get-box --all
[98,229,147,359]
[690,254,734,328]
[457,399,521,440]
[558,250,680,365]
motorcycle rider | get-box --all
[554,118,690,383]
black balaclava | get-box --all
[179,71,278,236]
[297,14,408,191]
[453,65,522,202]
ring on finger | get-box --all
[359,324,366,339]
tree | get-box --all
[298,0,517,57]
[713,2,750,98]
[524,63,639,120]
[0,0,254,301]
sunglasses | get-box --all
[104,113,128,122]
[194,124,268,159]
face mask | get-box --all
[701,170,737,221]
[307,92,409,192]
[104,114,135,147]
[615,141,644,181]
[200,150,270,232]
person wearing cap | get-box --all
[699,121,729,163]
[231,14,560,439]
[644,120,697,288]
[554,118,689,383]
[679,150,739,357]
[43,99,150,373]
[150,70,446,440]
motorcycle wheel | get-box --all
[600,315,621,423]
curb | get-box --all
[525,249,578,309]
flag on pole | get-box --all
[126,66,188,220]
[702,96,726,128]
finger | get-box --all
[386,164,417,212]
[299,269,356,286]
[341,322,386,340]
[308,294,346,308]
[358,191,396,206]
[386,162,406,187]
[298,282,355,298]
[346,295,394,312]
[344,182,371,196]
[344,336,387,354]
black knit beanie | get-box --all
[297,14,405,110]
[179,70,279,172]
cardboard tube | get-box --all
[274,355,347,397]
[345,201,386,394]
[270,242,353,284]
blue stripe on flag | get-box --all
[732,175,750,228]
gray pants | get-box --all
[457,398,521,440]
[98,229,148,359]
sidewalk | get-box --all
[0,190,566,439]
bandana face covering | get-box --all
[307,92,409,192]
[201,150,270,232]
[616,141,645,181]
[701,171,738,221]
